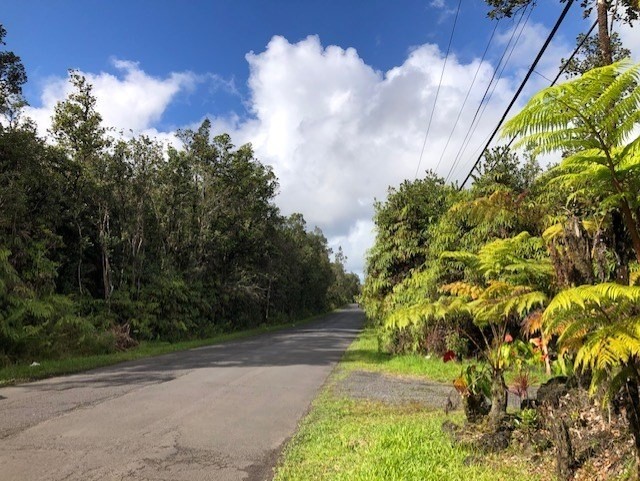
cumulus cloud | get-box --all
[25,58,199,138]
[225,32,572,274]
[234,36,500,233]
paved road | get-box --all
[0,305,364,481]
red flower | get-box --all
[443,350,456,363]
[504,333,513,343]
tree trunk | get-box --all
[611,211,631,284]
[76,219,84,295]
[489,369,508,427]
[265,277,272,322]
[625,367,640,479]
[619,200,640,264]
[597,0,613,65]
[543,342,552,376]
[552,417,574,481]
[100,206,112,301]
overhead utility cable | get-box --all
[503,18,598,150]
[458,0,575,190]
[414,0,462,179]
[550,19,597,86]
[433,19,500,174]
[445,4,533,182]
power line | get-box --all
[433,19,500,174]
[445,4,534,183]
[414,0,462,179]
[550,19,597,86]
[458,0,575,190]
[532,69,553,82]
[502,18,597,150]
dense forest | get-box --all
[362,1,640,478]
[0,25,359,365]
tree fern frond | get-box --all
[503,61,640,159]
[440,281,481,299]
[440,250,479,267]
[544,283,640,320]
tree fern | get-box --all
[503,60,640,262]
[543,283,640,397]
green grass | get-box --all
[273,327,550,480]
[341,329,473,383]
[0,316,322,386]
[274,392,541,481]
[342,328,550,385]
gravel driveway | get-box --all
[336,370,529,410]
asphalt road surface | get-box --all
[0,305,364,481]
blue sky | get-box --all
[6,0,588,126]
[3,1,638,275]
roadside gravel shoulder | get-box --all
[335,370,459,409]
[335,369,531,410]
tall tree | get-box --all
[0,24,27,125]
[362,172,457,323]
[51,72,113,299]
[561,31,631,76]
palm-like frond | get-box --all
[441,281,482,300]
[503,61,640,163]
[543,283,640,398]
[470,281,547,326]
[383,296,469,331]
[475,232,553,288]
[544,283,640,321]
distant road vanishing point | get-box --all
[0,306,364,481]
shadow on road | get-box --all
[20,306,365,392]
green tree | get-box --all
[327,247,361,308]
[361,172,457,323]
[561,31,631,77]
[0,24,27,125]
[51,71,113,298]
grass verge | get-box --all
[274,395,541,481]
[273,327,548,481]
[0,315,324,386]
[342,328,550,385]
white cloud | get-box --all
[25,58,198,137]
[429,0,457,23]
[328,219,376,280]
[226,34,552,275]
